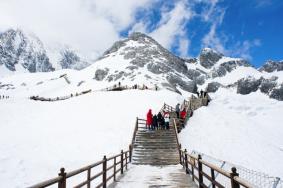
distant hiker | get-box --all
[196,91,200,97]
[146,109,153,130]
[164,111,170,130]
[180,108,187,120]
[200,90,204,98]
[157,112,163,129]
[155,85,158,91]
[204,91,207,97]
[118,82,121,87]
[152,114,158,130]
[175,103,180,118]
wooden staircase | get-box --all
[132,126,180,165]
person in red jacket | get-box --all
[146,109,153,130]
[180,108,187,120]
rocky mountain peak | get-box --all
[259,60,283,73]
[0,28,54,73]
[199,48,224,69]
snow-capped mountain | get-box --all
[90,32,283,100]
[0,29,54,74]
[0,31,282,100]
[0,29,91,77]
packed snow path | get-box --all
[110,165,197,188]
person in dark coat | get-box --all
[161,116,165,129]
[175,103,180,118]
[196,91,200,97]
[157,112,163,129]
[152,115,158,130]
[200,90,203,98]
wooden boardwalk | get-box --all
[110,165,197,188]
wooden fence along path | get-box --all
[28,149,131,188]
[29,94,264,188]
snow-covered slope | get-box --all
[0,89,182,187]
[179,89,283,178]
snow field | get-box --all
[179,88,283,178]
[0,89,183,187]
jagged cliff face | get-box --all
[0,29,54,73]
[258,60,283,73]
[0,29,90,76]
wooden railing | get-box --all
[179,150,253,188]
[160,103,175,114]
[173,118,182,165]
[29,149,131,188]
[131,118,146,151]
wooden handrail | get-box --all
[199,159,230,178]
[234,176,254,188]
[180,149,253,188]
[28,149,130,188]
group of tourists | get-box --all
[196,89,208,98]
[175,103,188,120]
[0,95,9,99]
[146,109,170,130]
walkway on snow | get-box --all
[110,165,197,188]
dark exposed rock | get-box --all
[167,75,197,93]
[199,48,223,69]
[211,60,251,78]
[207,82,222,93]
[126,65,138,70]
[259,60,283,73]
[237,77,262,95]
[269,84,283,101]
[260,77,277,94]
[94,68,109,81]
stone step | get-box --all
[133,146,178,150]
[133,155,179,159]
[133,142,177,146]
[132,160,180,165]
[135,135,176,139]
[134,141,177,144]
[136,133,176,136]
[133,150,179,154]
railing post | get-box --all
[129,144,132,162]
[179,144,182,164]
[58,168,66,188]
[125,152,128,170]
[198,155,204,188]
[211,169,216,188]
[230,167,240,188]
[87,168,91,188]
[184,149,189,174]
[114,157,116,181]
[103,155,107,188]
[121,150,124,174]
[192,158,195,182]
